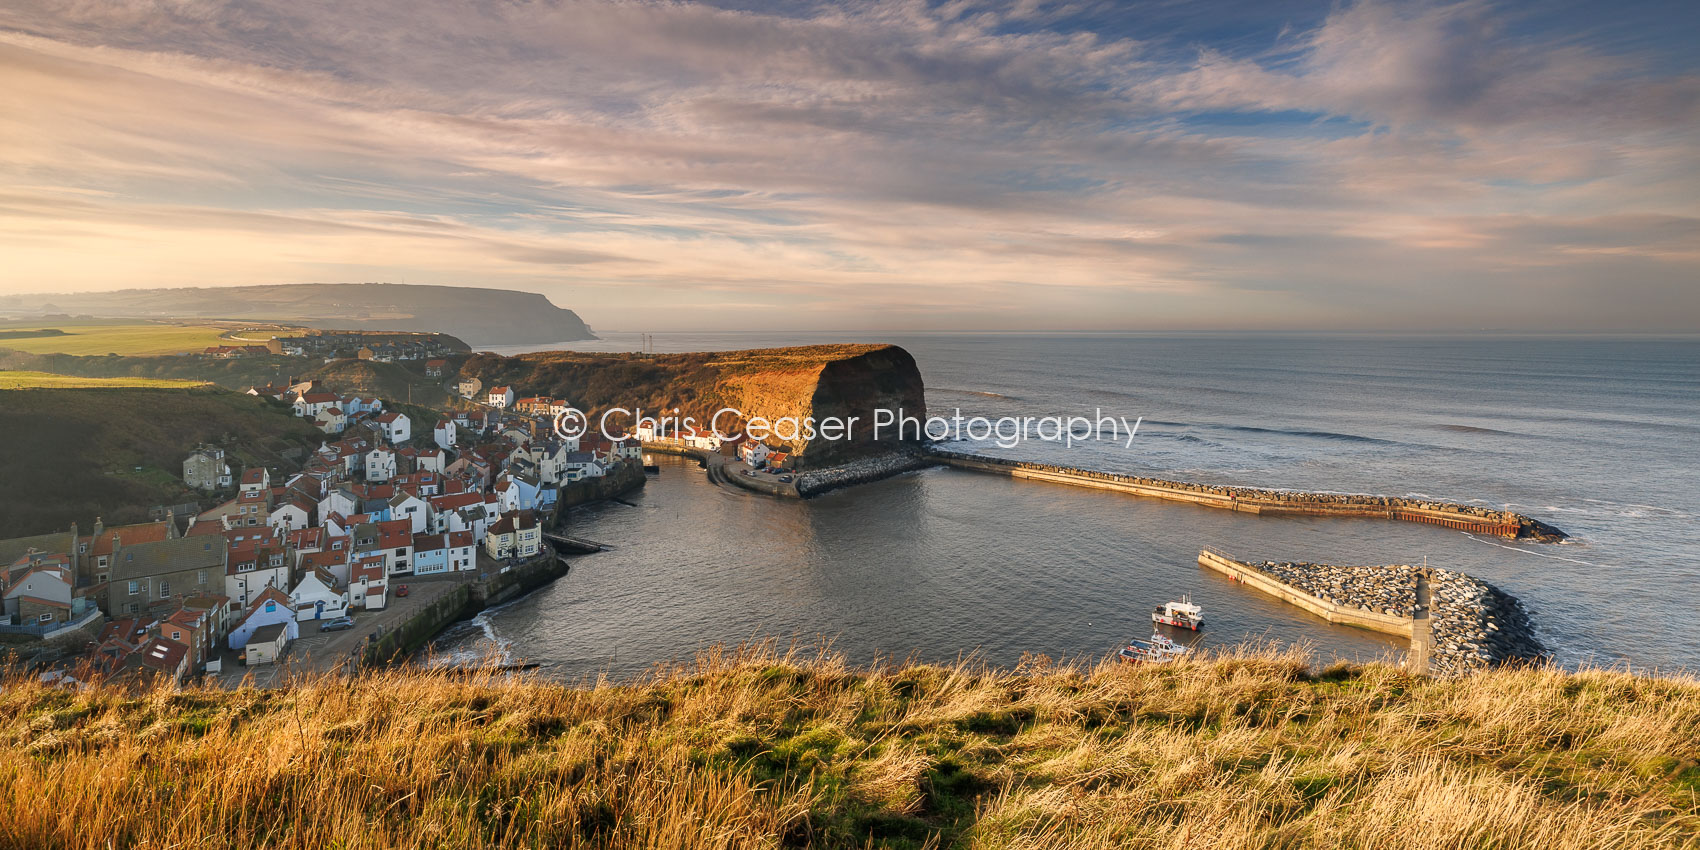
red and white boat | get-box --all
[1152,596,1203,631]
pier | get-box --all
[1196,548,1544,677]
[931,449,1565,541]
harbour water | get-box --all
[434,333,1700,676]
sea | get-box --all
[430,332,1700,677]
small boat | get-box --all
[1118,642,1174,664]
[1152,596,1204,631]
[1146,631,1190,655]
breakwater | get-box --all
[932,449,1566,541]
[1198,549,1546,676]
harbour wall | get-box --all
[931,449,1566,541]
[1198,549,1413,637]
[1196,549,1546,677]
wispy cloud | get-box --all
[0,0,1696,330]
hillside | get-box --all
[1,646,1695,849]
[461,344,927,467]
[298,358,452,409]
[0,386,324,536]
[0,284,595,345]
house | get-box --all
[388,491,430,534]
[239,467,271,497]
[127,636,192,683]
[226,586,299,651]
[365,447,397,483]
[433,419,457,451]
[486,386,514,408]
[739,441,771,468]
[412,447,447,473]
[424,358,447,378]
[243,622,289,666]
[457,376,482,399]
[293,392,340,419]
[349,553,387,610]
[159,606,213,671]
[411,531,475,575]
[374,411,411,444]
[2,552,75,626]
[484,510,542,561]
[354,519,414,576]
[428,492,497,540]
[180,594,233,648]
[320,487,359,523]
[313,406,347,434]
[224,528,290,610]
[183,445,233,491]
[559,451,603,483]
[299,546,352,587]
[268,495,314,531]
[106,535,228,617]
[288,567,349,621]
[494,471,554,512]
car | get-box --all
[395,584,410,598]
[779,475,793,483]
[320,616,355,632]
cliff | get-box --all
[2,284,595,345]
[461,344,928,468]
[2,646,1695,848]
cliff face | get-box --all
[461,344,928,468]
[4,284,595,345]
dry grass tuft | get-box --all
[1,643,1696,849]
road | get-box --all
[214,572,476,688]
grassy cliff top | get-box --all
[3,645,1695,849]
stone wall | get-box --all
[935,449,1566,541]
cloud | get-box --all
[0,0,1695,331]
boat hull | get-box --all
[1152,613,1202,631]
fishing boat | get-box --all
[1152,596,1204,631]
[1118,642,1174,664]
[1147,631,1190,655]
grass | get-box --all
[0,370,207,389]
[2,643,1695,849]
[0,322,232,356]
[0,385,325,536]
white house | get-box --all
[410,531,476,575]
[243,623,290,665]
[319,488,359,524]
[267,495,313,531]
[388,491,430,534]
[486,386,515,408]
[292,392,340,420]
[374,411,411,444]
[239,467,271,497]
[739,441,771,468]
[365,447,397,483]
[433,419,457,451]
[349,554,387,610]
[227,587,300,650]
[288,568,349,622]
[313,406,347,434]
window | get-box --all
[198,570,208,585]
[39,612,54,623]
[127,581,140,596]
[395,548,407,557]
[159,581,169,598]
[264,602,276,613]
[96,573,108,584]
[171,631,181,640]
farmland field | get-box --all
[0,370,208,389]
[0,322,231,355]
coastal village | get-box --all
[0,370,643,686]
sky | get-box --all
[0,0,1696,332]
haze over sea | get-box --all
[436,333,1700,676]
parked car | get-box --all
[779,475,793,483]
[320,616,356,632]
[395,584,410,598]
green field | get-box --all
[0,322,232,356]
[0,370,208,389]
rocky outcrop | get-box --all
[466,344,928,469]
